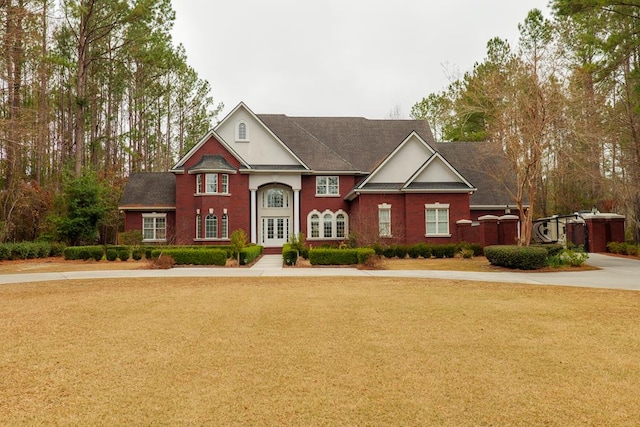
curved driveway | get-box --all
[0,253,638,290]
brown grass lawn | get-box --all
[1,277,639,426]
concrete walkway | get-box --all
[0,253,639,290]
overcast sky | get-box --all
[170,0,552,120]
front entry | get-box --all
[262,217,290,247]
[257,184,293,247]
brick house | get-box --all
[119,102,516,249]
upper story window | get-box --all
[316,176,339,196]
[236,121,249,142]
[195,173,229,195]
[425,203,450,236]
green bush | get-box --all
[282,243,298,266]
[0,244,11,260]
[357,248,376,264]
[456,242,483,256]
[117,247,131,261]
[531,243,564,257]
[309,248,358,265]
[132,249,144,261]
[239,245,263,265]
[485,245,548,270]
[407,245,421,259]
[64,245,104,261]
[431,244,456,258]
[416,243,432,259]
[150,248,227,266]
[393,245,408,259]
[50,242,66,257]
[105,249,118,261]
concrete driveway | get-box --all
[0,253,638,290]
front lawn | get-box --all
[1,277,638,425]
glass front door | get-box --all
[262,217,289,247]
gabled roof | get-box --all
[118,172,175,210]
[435,141,519,207]
[257,114,436,172]
[403,152,475,192]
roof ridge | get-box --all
[287,117,358,171]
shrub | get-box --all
[407,245,421,259]
[105,249,118,261]
[309,248,358,265]
[152,254,175,269]
[460,248,475,259]
[431,244,456,259]
[49,242,66,257]
[239,245,263,265]
[288,233,308,259]
[560,249,589,267]
[456,242,483,256]
[64,245,104,261]
[150,248,227,266]
[359,254,384,269]
[531,243,564,257]
[357,248,376,264]
[132,249,144,261]
[485,245,548,270]
[381,246,396,259]
[393,245,408,259]
[282,243,298,266]
[416,243,432,259]
[0,244,10,260]
[117,247,131,261]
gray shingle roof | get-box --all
[188,155,235,172]
[435,141,515,206]
[257,115,435,172]
[119,172,175,208]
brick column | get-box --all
[498,215,520,245]
[479,215,499,247]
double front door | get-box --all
[258,185,293,247]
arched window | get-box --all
[323,213,333,238]
[221,214,228,239]
[263,187,289,208]
[310,213,320,238]
[195,214,202,239]
[336,213,346,238]
[236,121,249,141]
[205,214,217,239]
[307,210,348,240]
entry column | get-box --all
[293,188,300,237]
[250,189,257,244]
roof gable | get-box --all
[357,132,435,187]
[403,152,475,191]
[215,103,307,169]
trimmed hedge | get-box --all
[0,242,54,260]
[239,245,263,265]
[64,245,104,261]
[150,248,227,266]
[607,241,640,256]
[309,248,375,265]
[484,245,548,270]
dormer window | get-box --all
[236,121,249,141]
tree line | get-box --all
[0,0,221,242]
[411,1,640,243]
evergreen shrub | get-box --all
[484,245,548,270]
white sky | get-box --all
[171,0,552,120]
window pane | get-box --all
[324,213,332,238]
[316,177,327,194]
[311,214,319,238]
[267,189,284,208]
[328,176,339,194]
[205,215,217,238]
[206,174,217,193]
[336,214,345,238]
[221,174,229,193]
[238,122,246,139]
[221,214,228,239]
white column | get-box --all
[250,189,257,244]
[293,189,300,237]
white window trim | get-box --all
[307,209,348,240]
[378,203,392,238]
[195,173,231,196]
[142,213,167,242]
[235,120,249,142]
[425,203,451,237]
[315,176,340,197]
